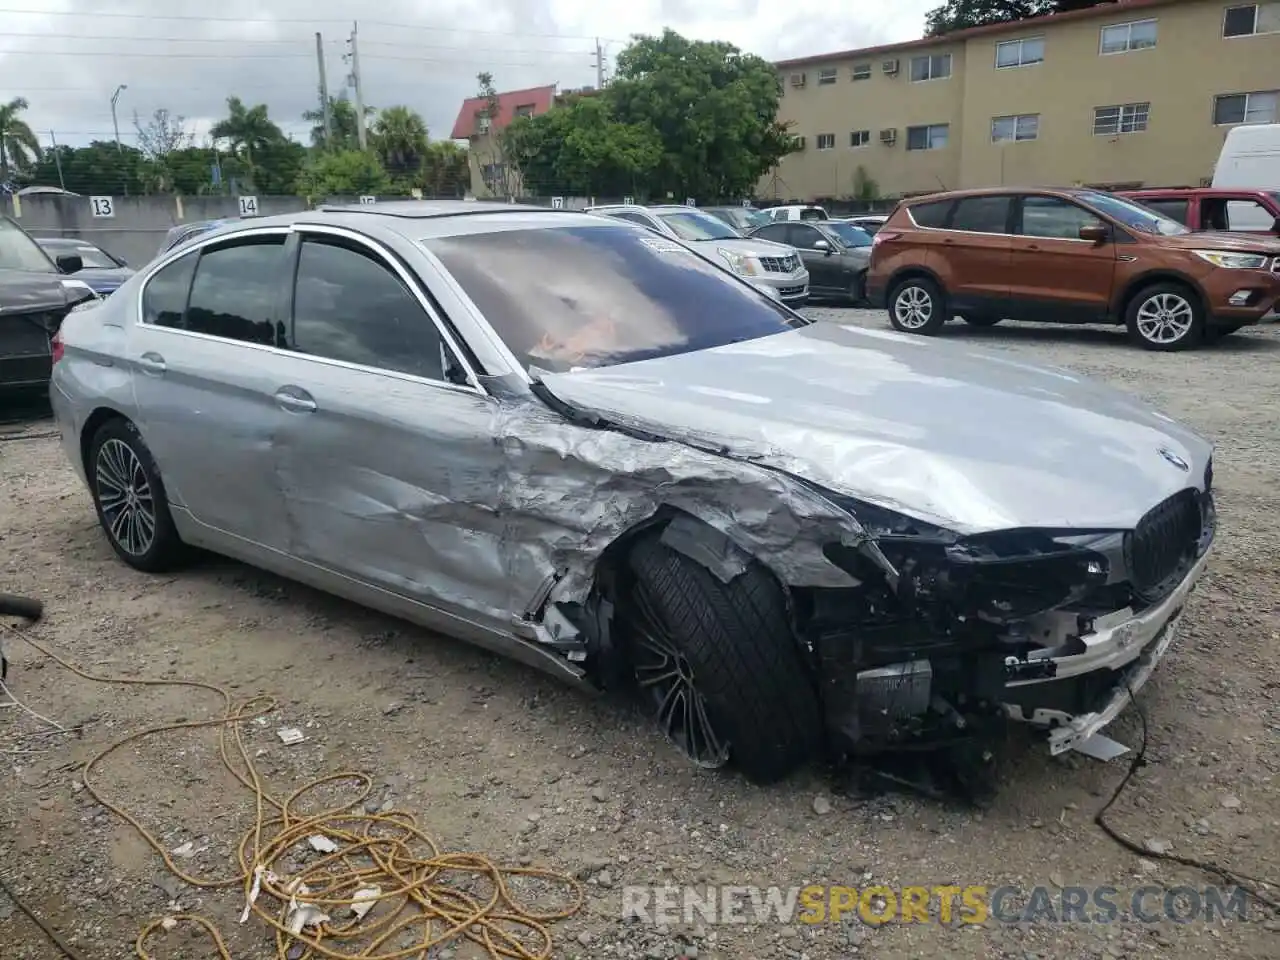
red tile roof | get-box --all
[775,0,1176,68]
[450,84,557,139]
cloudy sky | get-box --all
[2,0,934,152]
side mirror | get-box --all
[55,253,83,274]
[1078,224,1109,244]
[812,239,831,253]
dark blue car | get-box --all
[36,238,135,297]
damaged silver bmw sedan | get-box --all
[49,202,1215,784]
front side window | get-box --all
[0,217,56,273]
[751,223,790,243]
[906,123,950,151]
[1077,191,1190,236]
[142,252,197,328]
[1100,19,1158,54]
[291,236,446,381]
[995,37,1045,68]
[183,237,285,345]
[41,241,121,269]
[910,53,952,82]
[421,225,807,374]
[1213,90,1280,125]
[1138,198,1190,224]
[787,224,829,249]
[822,222,873,247]
[992,114,1040,142]
[656,211,740,241]
[1020,197,1105,240]
[951,196,1012,234]
[1093,102,1150,135]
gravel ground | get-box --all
[2,310,1279,959]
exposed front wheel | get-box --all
[625,535,822,783]
[88,418,187,572]
[1125,283,1204,351]
[888,277,947,335]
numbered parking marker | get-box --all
[685,197,697,207]
[623,196,634,205]
[90,196,115,218]
[238,195,260,217]
[551,197,564,209]
[359,195,377,205]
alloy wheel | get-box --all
[1135,293,1194,345]
[95,438,157,557]
[630,585,730,769]
[893,286,934,330]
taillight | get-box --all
[51,330,65,365]
[872,231,902,245]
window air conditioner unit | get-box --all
[879,128,898,145]
[789,73,807,87]
[882,59,900,75]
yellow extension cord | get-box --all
[2,624,584,960]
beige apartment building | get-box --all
[765,0,1280,201]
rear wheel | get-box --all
[1125,283,1204,351]
[625,535,821,784]
[888,276,947,335]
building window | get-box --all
[1214,90,1280,125]
[906,123,950,151]
[852,63,872,80]
[818,67,838,85]
[1224,3,1280,36]
[1093,102,1150,135]
[992,114,1040,142]
[910,53,952,82]
[476,114,491,135]
[850,130,870,148]
[995,37,1045,68]
[514,103,535,118]
[1100,19,1158,54]
[816,133,836,150]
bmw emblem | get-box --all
[1158,448,1190,471]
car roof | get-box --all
[898,186,1100,204]
[1120,187,1271,197]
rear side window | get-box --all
[185,237,286,346]
[290,236,445,381]
[752,224,790,243]
[142,252,197,328]
[950,196,1012,234]
[907,200,953,228]
[799,208,826,221]
[1140,199,1189,224]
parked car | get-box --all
[762,204,829,223]
[586,203,809,307]
[36,237,135,296]
[1115,187,1280,235]
[1,215,98,396]
[867,187,1280,351]
[842,214,889,235]
[51,201,1216,784]
[700,205,773,233]
[159,219,233,254]
[1213,123,1280,191]
[749,219,872,303]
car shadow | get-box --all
[934,320,1280,353]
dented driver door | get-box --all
[269,231,513,630]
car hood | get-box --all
[1157,230,1280,253]
[693,236,797,258]
[0,268,70,314]
[538,322,1212,533]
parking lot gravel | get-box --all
[2,310,1279,959]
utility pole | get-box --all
[110,84,127,153]
[593,38,605,89]
[348,22,368,150]
[49,131,66,191]
[315,32,333,149]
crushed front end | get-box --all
[794,471,1216,757]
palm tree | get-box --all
[0,97,42,180]
[372,106,429,177]
[302,96,374,151]
[208,96,284,185]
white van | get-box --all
[1213,123,1280,190]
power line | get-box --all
[0,49,589,65]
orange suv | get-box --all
[866,187,1280,351]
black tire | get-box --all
[626,535,821,784]
[87,418,187,572]
[1207,322,1246,342]
[962,314,1002,327]
[848,272,867,305]
[0,594,42,620]
[1125,282,1205,352]
[887,275,947,335]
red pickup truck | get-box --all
[1118,187,1280,235]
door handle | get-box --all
[274,387,317,414]
[137,352,166,375]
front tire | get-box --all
[1125,283,1204,351]
[625,535,821,784]
[888,276,947,335]
[88,418,186,572]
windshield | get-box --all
[822,222,873,247]
[1079,191,1191,236]
[657,210,742,241]
[422,225,807,374]
[39,240,120,269]
[0,217,57,273]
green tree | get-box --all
[0,96,41,180]
[302,96,374,151]
[25,142,148,196]
[925,0,1102,35]
[371,105,429,182]
[606,30,796,201]
[295,149,391,198]
[422,140,468,198]
[209,96,287,187]
[132,108,194,193]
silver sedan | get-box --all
[50,202,1215,784]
